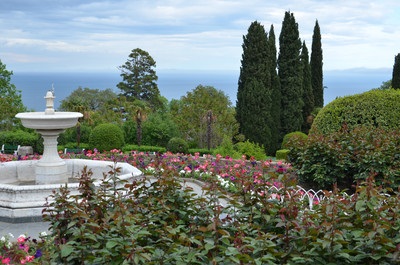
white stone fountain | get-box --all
[0,91,142,222]
[16,91,83,184]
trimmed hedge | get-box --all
[281,131,308,149]
[89,123,124,152]
[310,89,400,135]
[122,144,166,153]
[167,137,189,154]
[276,149,290,161]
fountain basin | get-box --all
[15,112,83,130]
[0,159,142,222]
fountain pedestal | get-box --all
[15,90,83,185]
[35,129,67,184]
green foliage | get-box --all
[268,25,282,156]
[122,144,166,153]
[42,160,400,264]
[64,142,89,150]
[0,130,42,153]
[376,79,392,90]
[235,140,267,160]
[89,123,125,152]
[59,124,92,146]
[59,87,117,112]
[392,53,400,89]
[237,21,276,155]
[310,89,400,135]
[311,20,324,107]
[167,137,189,154]
[281,131,308,149]
[141,112,180,147]
[301,41,314,134]
[0,130,38,146]
[290,126,400,190]
[117,48,162,109]
[122,119,137,144]
[0,60,26,130]
[278,11,304,137]
[213,135,240,159]
[275,149,290,160]
[170,85,238,149]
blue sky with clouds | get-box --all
[1,0,400,73]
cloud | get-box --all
[0,0,400,72]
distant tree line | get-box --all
[236,11,323,155]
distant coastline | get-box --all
[11,68,391,111]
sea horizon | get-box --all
[11,68,392,112]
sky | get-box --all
[0,0,400,74]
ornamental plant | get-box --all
[89,123,125,152]
[0,233,47,264]
[289,125,400,190]
[39,152,400,264]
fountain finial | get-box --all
[44,89,55,115]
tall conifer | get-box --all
[268,25,281,154]
[236,21,273,153]
[300,41,314,133]
[311,20,324,107]
[391,53,400,89]
[278,11,303,137]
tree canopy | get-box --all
[0,60,26,131]
[301,41,314,133]
[170,85,238,149]
[236,21,275,154]
[59,87,117,112]
[391,53,400,89]
[278,11,303,137]
[310,20,324,107]
[117,48,162,109]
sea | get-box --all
[10,68,392,111]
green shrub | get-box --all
[167,137,189,154]
[276,149,290,161]
[89,123,124,152]
[310,89,400,135]
[122,144,166,153]
[59,125,92,146]
[0,130,39,146]
[290,126,400,190]
[213,136,240,159]
[42,159,400,264]
[64,142,89,150]
[281,131,308,149]
[0,130,42,153]
[235,140,267,160]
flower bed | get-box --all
[1,150,399,264]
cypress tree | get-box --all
[236,21,273,154]
[300,41,314,134]
[310,20,324,107]
[278,11,303,137]
[391,53,400,89]
[268,24,281,154]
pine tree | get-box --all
[236,21,273,154]
[300,41,314,133]
[311,20,324,107]
[391,53,400,89]
[278,11,303,137]
[268,25,281,154]
[117,48,162,110]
